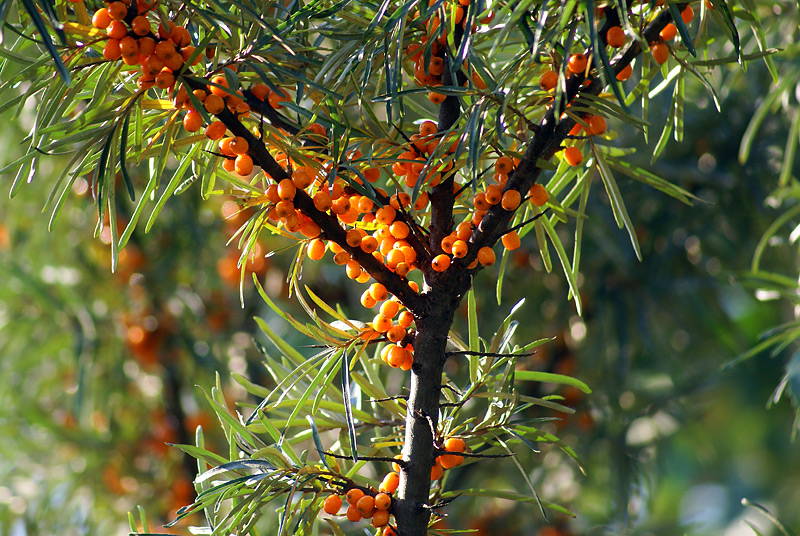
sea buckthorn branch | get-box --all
[178,75,426,313]
[440,5,686,305]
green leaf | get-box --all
[593,151,642,261]
[514,371,591,394]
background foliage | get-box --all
[2,0,800,535]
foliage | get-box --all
[1,0,798,535]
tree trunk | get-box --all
[394,294,456,536]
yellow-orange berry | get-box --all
[660,23,678,41]
[606,26,626,48]
[346,504,361,522]
[369,283,388,301]
[130,15,151,36]
[398,310,413,328]
[92,8,112,29]
[107,1,127,20]
[539,70,558,91]
[204,120,226,140]
[374,493,391,511]
[356,495,375,518]
[372,510,390,528]
[346,488,365,505]
[616,63,633,81]
[567,53,587,74]
[477,246,495,266]
[651,43,669,65]
[308,238,326,260]
[563,146,583,166]
[234,154,253,176]
[431,254,451,272]
[183,110,202,132]
[451,240,468,258]
[323,494,342,515]
[588,115,607,136]
[379,472,399,494]
[501,230,521,251]
[501,190,521,211]
[430,461,444,481]
[203,93,225,114]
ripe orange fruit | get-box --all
[387,325,406,343]
[430,461,444,481]
[92,8,112,29]
[106,20,127,40]
[268,88,290,109]
[346,488,365,505]
[390,221,410,239]
[660,23,678,41]
[356,495,376,518]
[107,1,127,20]
[606,25,625,48]
[154,70,174,90]
[501,190,521,211]
[451,239,468,258]
[529,183,549,206]
[234,154,253,176]
[477,246,495,266]
[501,230,521,251]
[183,110,202,132]
[428,91,446,104]
[431,254,451,272]
[307,238,326,260]
[383,527,397,536]
[616,63,633,81]
[103,39,122,61]
[398,310,413,328]
[567,53,588,74]
[372,510,390,527]
[130,15,151,36]
[323,494,342,515]
[539,70,558,91]
[374,492,391,511]
[681,5,694,23]
[588,115,607,136]
[203,93,225,114]
[204,120,226,140]
[251,83,269,101]
[379,472,399,494]
[346,504,362,522]
[651,43,669,64]
[563,146,583,166]
[495,156,514,175]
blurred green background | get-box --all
[2,14,800,536]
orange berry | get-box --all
[501,190,521,211]
[130,15,151,36]
[229,136,249,156]
[471,70,488,90]
[440,235,455,254]
[660,23,678,41]
[203,93,225,114]
[431,254,450,272]
[346,488,364,506]
[473,192,490,211]
[372,510,390,528]
[398,310,414,328]
[92,8,112,29]
[356,495,375,518]
[234,154,253,176]
[529,184,549,206]
[606,26,626,48]
[390,221,410,239]
[107,1,128,20]
[563,146,583,166]
[183,110,202,132]
[313,191,332,212]
[451,240,468,258]
[274,200,294,219]
[106,20,128,40]
[380,300,400,319]
[204,120,226,140]
[567,53,587,74]
[419,120,437,138]
[369,283,388,301]
[477,246,495,266]
[439,437,466,468]
[251,83,269,101]
[539,70,558,91]
[360,236,379,253]
[307,238,326,260]
[495,156,514,175]
[387,325,406,343]
[103,39,122,61]
[154,69,174,90]
[430,461,444,481]
[383,527,397,536]
[681,5,694,23]
[616,63,633,81]
[428,91,446,104]
[323,494,342,515]
[374,493,391,511]
[209,75,229,97]
[221,158,235,173]
[588,115,607,136]
[379,472,399,494]
[268,88,290,109]
[361,289,378,308]
[387,345,406,367]
[346,504,362,522]
[484,184,502,205]
[291,167,315,190]
[138,37,155,57]
[375,206,396,225]
[651,43,669,64]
